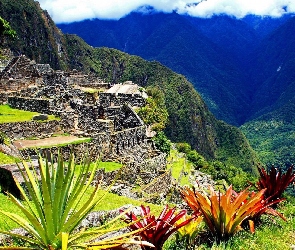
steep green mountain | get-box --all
[241,101,295,166]
[0,0,68,69]
[58,13,252,126]
[248,16,295,119]
[0,0,258,172]
[57,13,292,126]
[241,16,295,166]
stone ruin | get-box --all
[0,55,173,202]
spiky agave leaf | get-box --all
[0,151,137,249]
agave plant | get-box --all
[181,185,272,240]
[0,152,150,250]
[257,165,295,203]
[121,205,193,250]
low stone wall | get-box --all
[0,120,65,140]
[99,93,146,108]
[111,126,146,155]
[8,96,52,114]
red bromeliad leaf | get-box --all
[121,205,194,249]
[257,165,295,202]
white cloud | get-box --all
[37,0,295,23]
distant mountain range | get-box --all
[58,13,294,126]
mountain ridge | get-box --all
[57,12,293,126]
[0,0,259,171]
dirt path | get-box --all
[13,135,87,149]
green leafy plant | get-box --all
[121,205,192,250]
[181,185,274,240]
[152,131,171,155]
[0,152,148,249]
[0,16,16,39]
[136,86,168,132]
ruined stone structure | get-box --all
[0,55,171,199]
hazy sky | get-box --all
[38,0,295,23]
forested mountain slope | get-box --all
[0,0,258,171]
[58,13,293,126]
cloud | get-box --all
[38,0,295,23]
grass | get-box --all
[0,152,20,164]
[98,161,123,172]
[167,149,193,186]
[74,161,123,175]
[0,105,58,123]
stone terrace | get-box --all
[0,55,172,200]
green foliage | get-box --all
[153,131,171,155]
[241,105,295,167]
[0,16,16,39]
[137,86,168,131]
[175,142,255,191]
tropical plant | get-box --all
[174,214,203,249]
[181,185,274,240]
[256,165,295,203]
[121,205,193,250]
[0,152,149,250]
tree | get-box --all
[0,16,16,41]
[137,86,168,132]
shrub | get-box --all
[153,131,171,155]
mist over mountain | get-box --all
[57,13,293,126]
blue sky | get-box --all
[38,0,295,23]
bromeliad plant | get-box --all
[121,205,193,250]
[174,214,203,250]
[256,165,295,203]
[0,152,150,250]
[181,185,274,240]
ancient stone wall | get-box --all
[8,96,52,114]
[110,126,147,156]
[108,104,144,131]
[99,93,146,108]
[0,120,66,140]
